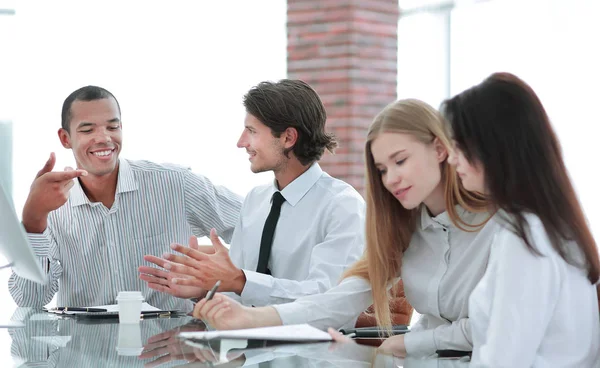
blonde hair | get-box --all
[343,99,487,333]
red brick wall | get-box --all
[287,0,399,194]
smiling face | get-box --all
[370,132,447,211]
[58,98,122,177]
[236,113,287,174]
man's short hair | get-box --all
[243,79,337,166]
[61,86,121,131]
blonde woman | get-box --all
[191,99,497,357]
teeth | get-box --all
[93,150,112,157]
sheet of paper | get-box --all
[179,324,333,342]
[48,302,160,315]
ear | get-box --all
[282,127,298,149]
[432,137,448,163]
[58,128,71,149]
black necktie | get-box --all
[256,192,286,275]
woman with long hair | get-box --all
[192,99,497,357]
[445,72,600,366]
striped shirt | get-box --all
[8,159,243,311]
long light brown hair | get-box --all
[343,99,487,332]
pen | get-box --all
[141,311,174,319]
[51,307,107,312]
[76,310,178,320]
[206,280,221,301]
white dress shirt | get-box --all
[9,159,243,311]
[274,206,499,356]
[469,213,600,367]
[228,163,365,307]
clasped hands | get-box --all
[138,228,246,300]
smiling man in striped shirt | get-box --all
[9,86,243,311]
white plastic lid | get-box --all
[116,291,144,301]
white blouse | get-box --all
[469,213,600,367]
[275,206,499,356]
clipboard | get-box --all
[72,310,183,322]
[44,302,181,319]
[338,325,409,338]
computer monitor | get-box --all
[0,182,46,284]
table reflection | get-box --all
[9,307,203,367]
[8,308,469,368]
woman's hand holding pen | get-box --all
[193,291,283,331]
[193,293,255,330]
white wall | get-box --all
[0,0,286,357]
[450,0,600,239]
[6,0,287,212]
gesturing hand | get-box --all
[163,229,246,295]
[139,236,209,299]
[22,153,87,233]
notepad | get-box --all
[178,324,333,342]
[47,302,160,315]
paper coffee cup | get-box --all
[116,291,144,324]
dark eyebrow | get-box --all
[76,118,120,129]
[76,122,95,129]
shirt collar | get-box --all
[419,204,469,230]
[115,159,139,194]
[271,163,323,207]
[70,158,139,207]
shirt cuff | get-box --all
[27,229,51,258]
[404,328,436,357]
[272,302,309,326]
[240,270,274,306]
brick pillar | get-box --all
[287,0,399,194]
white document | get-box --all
[179,324,333,342]
[47,302,160,315]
